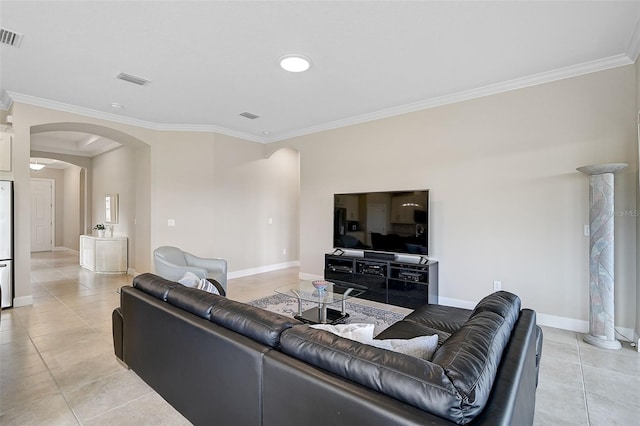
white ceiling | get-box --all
[2,1,640,147]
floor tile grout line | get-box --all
[576,333,592,426]
[23,322,83,425]
[79,389,156,424]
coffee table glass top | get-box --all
[275,280,365,303]
[275,280,366,324]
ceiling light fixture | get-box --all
[111,102,124,109]
[30,161,45,171]
[279,54,311,73]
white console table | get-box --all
[80,235,128,274]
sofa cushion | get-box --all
[312,323,439,360]
[280,325,470,423]
[133,273,182,301]
[375,319,452,347]
[210,298,300,348]
[431,310,512,423]
[470,291,521,329]
[403,304,472,334]
[165,285,224,320]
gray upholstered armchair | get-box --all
[153,246,228,292]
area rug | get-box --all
[248,293,404,335]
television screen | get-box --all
[333,190,429,255]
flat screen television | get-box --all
[333,190,429,255]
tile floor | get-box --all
[1,250,638,425]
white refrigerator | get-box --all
[0,180,13,308]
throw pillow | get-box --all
[310,323,375,342]
[178,272,220,295]
[369,334,439,361]
[197,278,220,295]
[178,271,201,288]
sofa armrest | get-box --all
[184,253,228,289]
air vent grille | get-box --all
[0,28,23,47]
[116,72,150,86]
[239,112,260,120]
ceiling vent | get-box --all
[0,28,23,47]
[239,112,260,120]
[116,72,150,86]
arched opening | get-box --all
[28,122,150,272]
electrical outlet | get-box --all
[493,280,502,291]
[282,248,287,255]
[584,225,590,236]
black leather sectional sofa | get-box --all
[112,273,542,425]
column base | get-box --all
[583,333,621,350]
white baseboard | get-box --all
[437,296,478,310]
[441,296,590,332]
[13,295,33,307]
[536,313,589,333]
[127,268,137,276]
[53,246,78,253]
[228,261,300,279]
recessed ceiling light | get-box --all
[111,102,124,109]
[262,130,271,136]
[280,54,311,73]
[29,161,45,171]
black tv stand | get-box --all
[324,253,438,309]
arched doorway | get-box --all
[29,122,149,269]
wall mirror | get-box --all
[105,194,119,224]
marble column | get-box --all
[576,163,627,350]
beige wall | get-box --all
[636,57,640,341]
[7,63,635,333]
[9,102,299,305]
[151,131,299,272]
[272,65,638,331]
[92,145,138,268]
[62,165,82,250]
[135,145,152,274]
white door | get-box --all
[31,179,53,252]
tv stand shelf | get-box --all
[324,253,438,309]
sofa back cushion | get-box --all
[470,291,521,329]
[165,285,224,320]
[133,273,297,348]
[210,298,300,348]
[280,325,470,423]
[133,273,181,301]
[431,311,512,423]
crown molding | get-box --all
[264,54,634,143]
[6,52,636,145]
[5,91,264,143]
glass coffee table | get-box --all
[275,280,366,324]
